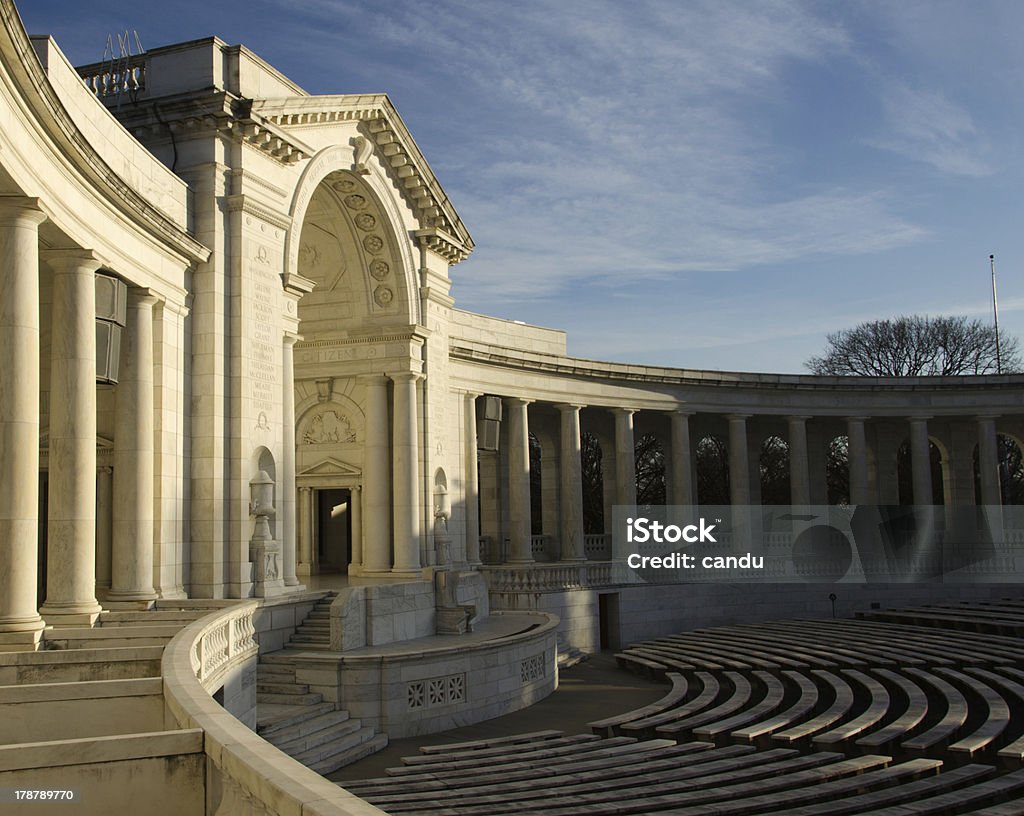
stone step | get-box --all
[295,725,379,768]
[258,665,296,681]
[98,611,206,625]
[298,621,329,630]
[272,714,361,755]
[310,732,387,775]
[258,701,336,736]
[262,709,351,745]
[284,642,332,652]
[257,690,323,706]
[256,681,310,695]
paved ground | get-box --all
[329,652,665,783]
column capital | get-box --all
[504,395,533,407]
[845,415,870,423]
[669,408,695,418]
[908,415,933,424]
[787,414,813,423]
[128,288,160,309]
[0,197,47,228]
[553,402,586,412]
[976,414,1001,422]
[725,413,752,422]
[40,247,103,275]
[462,389,482,399]
[389,370,424,384]
[283,332,300,347]
[610,406,637,416]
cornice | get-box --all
[0,2,210,265]
[252,96,474,260]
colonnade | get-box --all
[467,391,1015,566]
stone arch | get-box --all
[759,435,790,505]
[696,434,729,505]
[635,433,666,507]
[286,145,419,331]
[827,434,850,505]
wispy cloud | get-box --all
[870,83,993,177]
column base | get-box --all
[390,567,424,579]
[284,577,302,587]
[103,598,157,611]
[0,625,44,653]
[39,603,102,627]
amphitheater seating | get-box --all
[341,598,1024,815]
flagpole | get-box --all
[990,253,1002,374]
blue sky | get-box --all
[21,1,1024,373]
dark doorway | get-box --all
[316,488,351,573]
[598,592,621,651]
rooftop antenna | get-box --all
[990,253,1003,374]
[99,30,145,109]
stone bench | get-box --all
[844,768,1024,816]
[732,669,821,744]
[692,671,785,743]
[657,671,753,738]
[416,729,563,754]
[901,667,969,753]
[588,672,689,736]
[856,668,930,752]
[398,733,599,766]
[614,650,671,679]
[619,671,720,736]
[772,670,854,745]
[935,667,1011,761]
[812,668,891,749]
[655,757,944,816]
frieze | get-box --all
[302,408,357,445]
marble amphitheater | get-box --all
[3,1,1024,813]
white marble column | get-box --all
[847,417,870,505]
[669,411,695,506]
[977,416,1002,507]
[463,392,482,565]
[350,485,363,570]
[281,335,300,587]
[556,403,586,561]
[40,250,103,625]
[506,397,533,563]
[727,414,752,546]
[361,374,391,573]
[391,371,422,574]
[612,408,637,509]
[0,199,47,649]
[109,290,158,606]
[788,415,812,507]
[297,486,313,575]
[909,416,933,505]
[727,414,752,505]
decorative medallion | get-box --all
[355,213,376,231]
[298,243,321,269]
[373,285,394,308]
[344,194,368,210]
[369,259,390,280]
[363,235,384,253]
[333,179,357,193]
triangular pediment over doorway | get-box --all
[298,457,362,479]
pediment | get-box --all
[253,95,473,259]
[298,457,362,478]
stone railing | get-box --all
[163,602,386,816]
[479,561,634,593]
[584,533,611,559]
[80,56,146,98]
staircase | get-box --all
[256,593,388,774]
[284,591,335,651]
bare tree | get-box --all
[807,315,1020,376]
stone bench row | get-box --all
[609,662,1024,766]
[344,728,1024,816]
